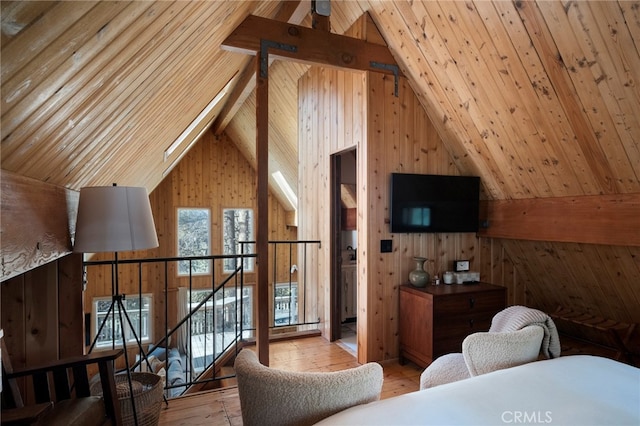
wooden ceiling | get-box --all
[2,0,639,205]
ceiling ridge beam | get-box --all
[213,1,308,136]
[221,14,400,76]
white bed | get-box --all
[316,355,640,426]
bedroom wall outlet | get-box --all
[381,239,392,253]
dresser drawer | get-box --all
[433,312,494,339]
[399,283,506,367]
[434,291,505,316]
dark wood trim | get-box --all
[330,154,342,342]
[1,170,79,281]
[478,194,640,246]
[221,15,400,76]
[255,48,270,366]
[213,1,307,136]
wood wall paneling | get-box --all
[297,58,500,363]
[83,130,297,352]
[298,66,365,343]
[362,72,491,362]
[1,254,84,403]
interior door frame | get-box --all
[330,153,342,342]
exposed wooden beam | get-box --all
[213,57,258,136]
[221,15,400,76]
[213,1,309,136]
[478,194,640,246]
[0,169,79,281]
[255,48,270,366]
[312,12,330,32]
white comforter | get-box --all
[316,355,640,426]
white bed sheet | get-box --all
[316,355,640,426]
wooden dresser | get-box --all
[399,283,506,368]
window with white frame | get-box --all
[274,282,298,325]
[92,294,152,349]
[177,208,211,275]
[222,208,254,273]
[187,287,254,337]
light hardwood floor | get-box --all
[157,336,423,425]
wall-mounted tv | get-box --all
[390,173,480,233]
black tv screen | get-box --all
[390,173,480,233]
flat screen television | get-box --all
[390,173,480,233]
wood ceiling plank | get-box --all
[487,0,601,196]
[517,1,620,194]
[619,0,640,55]
[226,59,309,200]
[442,1,549,199]
[34,1,236,187]
[574,1,640,188]
[551,0,639,189]
[469,0,583,197]
[1,1,158,166]
[370,1,508,199]
[221,15,399,76]
[69,2,232,187]
[9,1,181,181]
[0,1,56,48]
[419,0,528,197]
[2,2,123,134]
[1,1,95,84]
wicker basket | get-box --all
[92,372,163,426]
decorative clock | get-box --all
[454,260,470,272]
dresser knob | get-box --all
[469,318,474,328]
[469,297,475,308]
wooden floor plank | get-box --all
[158,336,422,425]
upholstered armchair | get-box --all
[234,349,384,426]
[420,325,544,389]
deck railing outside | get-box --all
[83,239,320,398]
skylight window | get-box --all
[272,171,298,211]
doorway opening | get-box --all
[331,148,357,356]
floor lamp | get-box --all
[74,184,159,426]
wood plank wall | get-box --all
[297,14,514,363]
[1,254,84,372]
[83,130,297,351]
[481,238,640,325]
[362,73,486,362]
[298,64,501,362]
[298,66,366,338]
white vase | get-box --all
[409,257,430,287]
[443,271,454,284]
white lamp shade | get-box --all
[74,186,159,253]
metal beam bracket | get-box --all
[260,39,298,78]
[370,61,400,97]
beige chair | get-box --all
[420,325,544,389]
[234,349,383,426]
